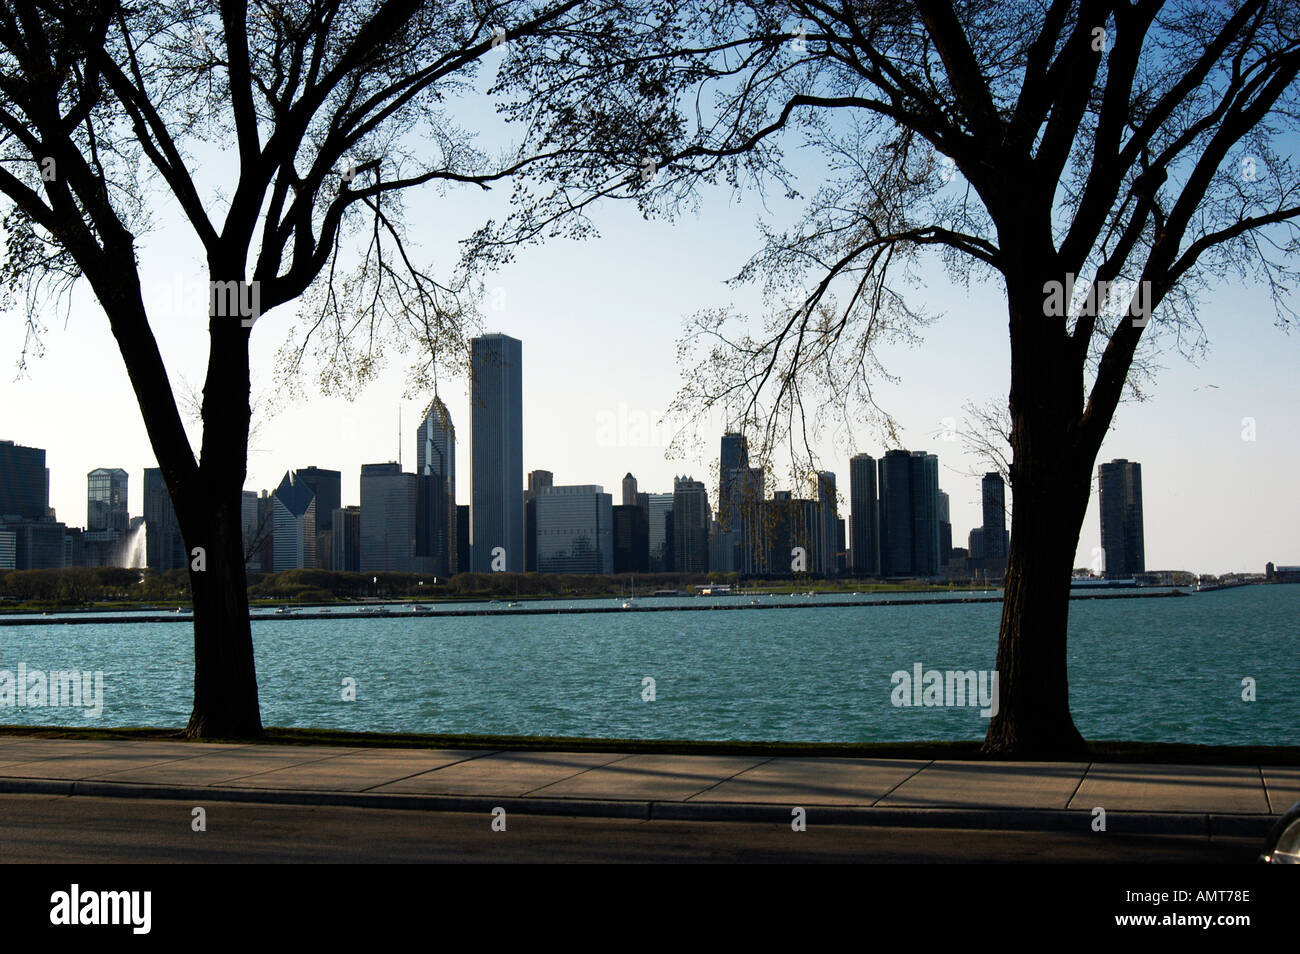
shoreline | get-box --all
[0,586,1195,626]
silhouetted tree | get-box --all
[482,0,1300,755]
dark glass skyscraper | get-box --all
[877,449,940,577]
[87,468,129,532]
[718,433,748,529]
[877,450,913,576]
[469,333,523,572]
[143,467,186,571]
[849,453,878,576]
[910,452,940,576]
[0,440,47,519]
[416,396,456,576]
[814,470,838,576]
[981,472,1007,565]
[1098,459,1145,577]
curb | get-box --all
[0,777,1275,837]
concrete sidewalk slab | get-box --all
[0,740,133,771]
[0,737,1287,836]
[1069,763,1270,814]
[231,748,492,792]
[876,761,1088,809]
[1260,767,1300,814]
[372,751,620,796]
[529,754,768,801]
[688,757,926,805]
[88,744,362,786]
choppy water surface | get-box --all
[0,586,1293,745]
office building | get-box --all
[1098,459,1145,577]
[613,503,649,573]
[938,490,953,561]
[877,449,940,577]
[535,485,613,574]
[647,493,674,571]
[296,467,341,570]
[877,450,913,577]
[456,505,470,574]
[849,453,878,576]
[416,396,456,577]
[272,470,318,571]
[622,473,638,508]
[981,472,1007,573]
[910,452,940,576]
[87,468,129,533]
[332,506,361,572]
[524,469,553,572]
[360,463,426,573]
[0,440,48,519]
[672,476,709,574]
[469,333,523,572]
[814,470,838,576]
[143,467,186,571]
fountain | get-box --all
[119,521,147,569]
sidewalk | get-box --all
[0,736,1295,836]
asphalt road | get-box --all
[0,793,1263,863]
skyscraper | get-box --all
[621,472,638,507]
[535,485,613,574]
[849,453,879,576]
[981,472,1008,574]
[672,476,709,573]
[144,468,186,571]
[87,468,129,532]
[647,492,674,571]
[877,450,913,577]
[296,466,341,569]
[910,452,941,577]
[332,506,361,572]
[877,449,940,577]
[469,333,523,572]
[416,396,456,577]
[359,462,426,573]
[0,440,48,519]
[524,469,553,572]
[937,490,952,561]
[272,470,318,571]
[718,433,748,528]
[814,470,838,577]
[612,504,650,573]
[1098,459,1145,577]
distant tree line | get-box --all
[0,568,190,604]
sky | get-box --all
[1,52,1297,576]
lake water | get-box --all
[0,585,1294,745]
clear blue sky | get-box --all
[2,51,1296,575]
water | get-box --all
[0,586,1294,745]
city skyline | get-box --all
[2,227,1295,578]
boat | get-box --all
[508,602,520,608]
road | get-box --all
[0,793,1261,863]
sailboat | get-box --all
[622,575,636,609]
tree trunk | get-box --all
[182,274,262,738]
[982,261,1093,758]
[182,483,263,739]
[982,443,1091,757]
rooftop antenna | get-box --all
[398,404,402,468]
